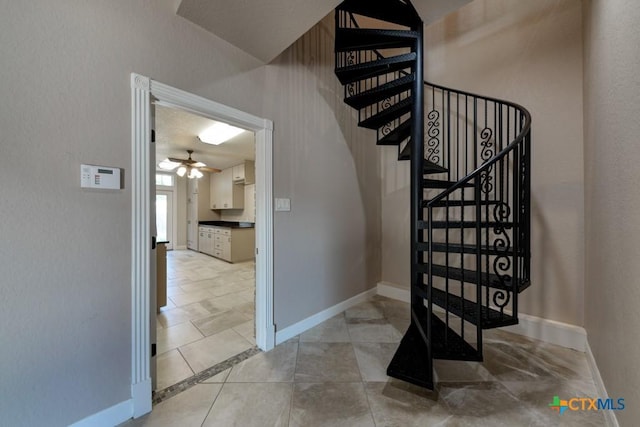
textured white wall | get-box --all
[381,0,586,326]
[583,0,640,423]
[0,2,380,425]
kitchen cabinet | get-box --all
[199,225,255,263]
[188,174,219,250]
[232,160,255,185]
[198,226,215,255]
[210,168,244,210]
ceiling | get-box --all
[176,0,473,64]
[413,0,473,24]
[155,104,255,171]
[176,0,343,63]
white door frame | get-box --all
[130,73,275,417]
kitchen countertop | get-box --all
[198,221,255,229]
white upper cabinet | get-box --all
[232,160,255,184]
[211,168,244,209]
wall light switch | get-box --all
[275,198,291,212]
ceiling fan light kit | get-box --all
[162,149,220,179]
[159,159,181,170]
[189,168,203,179]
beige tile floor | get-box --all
[125,295,605,427]
[155,250,256,391]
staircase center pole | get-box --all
[410,24,425,312]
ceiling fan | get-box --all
[159,149,221,179]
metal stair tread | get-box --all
[377,120,411,146]
[337,0,419,27]
[416,242,513,256]
[334,53,417,85]
[396,146,449,177]
[417,287,518,329]
[345,74,415,109]
[359,97,413,129]
[396,145,449,174]
[398,142,411,160]
[422,179,474,189]
[419,220,515,229]
[335,28,420,52]
[424,199,501,208]
[417,263,528,292]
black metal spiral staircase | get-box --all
[334,0,532,389]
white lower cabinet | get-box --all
[198,225,254,263]
[198,226,214,255]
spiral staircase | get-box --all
[334,0,532,389]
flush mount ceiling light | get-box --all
[198,122,245,145]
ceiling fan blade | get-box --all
[159,163,179,171]
[167,157,188,163]
[192,161,206,168]
[200,166,222,173]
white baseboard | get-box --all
[376,281,587,351]
[502,312,586,351]
[69,379,152,426]
[275,287,378,344]
[377,281,411,302]
[69,399,132,427]
[586,342,620,427]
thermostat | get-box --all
[81,164,122,189]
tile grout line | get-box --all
[177,347,196,378]
[287,337,302,426]
[346,309,382,426]
[200,379,226,427]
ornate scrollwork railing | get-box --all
[424,81,531,328]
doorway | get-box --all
[131,73,274,417]
[154,108,259,390]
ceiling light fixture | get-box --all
[158,151,218,179]
[158,159,181,170]
[198,122,245,145]
[188,168,203,179]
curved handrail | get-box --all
[424,80,532,206]
[339,8,532,206]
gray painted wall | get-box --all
[583,0,640,424]
[266,16,382,330]
[0,2,380,425]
